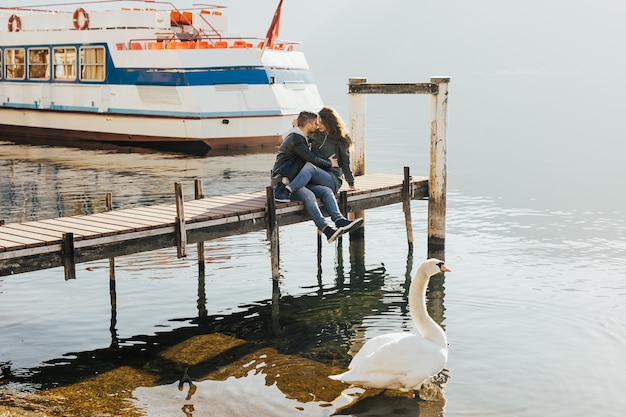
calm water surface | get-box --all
[1,104,625,416]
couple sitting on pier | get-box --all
[271,107,363,243]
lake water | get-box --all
[3,1,626,416]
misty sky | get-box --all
[6,0,626,205]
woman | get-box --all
[280,106,357,196]
[311,106,357,192]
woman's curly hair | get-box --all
[318,106,352,147]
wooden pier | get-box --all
[0,173,426,278]
[0,76,449,279]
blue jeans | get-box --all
[291,184,344,232]
[288,162,337,193]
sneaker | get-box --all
[335,217,364,234]
[274,182,291,202]
[322,226,343,243]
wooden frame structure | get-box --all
[348,76,450,260]
[0,76,449,279]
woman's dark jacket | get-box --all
[309,131,355,191]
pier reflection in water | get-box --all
[0,140,277,223]
[0,140,447,416]
[1,240,447,417]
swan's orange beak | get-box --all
[440,265,451,272]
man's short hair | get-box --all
[297,111,317,127]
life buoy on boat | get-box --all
[72,8,89,30]
[7,14,21,32]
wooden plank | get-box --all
[0,223,65,240]
[185,197,265,214]
[73,224,175,249]
[0,244,61,258]
[109,206,175,222]
[184,200,265,220]
[186,201,262,218]
[85,212,159,229]
[38,217,125,236]
[201,196,266,212]
[71,213,151,232]
[187,196,265,211]
[0,231,48,247]
[0,238,25,251]
[0,226,60,246]
[98,208,172,224]
[348,82,438,95]
[50,215,133,233]
[9,221,88,239]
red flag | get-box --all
[264,0,283,48]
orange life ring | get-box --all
[72,8,89,30]
[7,14,21,32]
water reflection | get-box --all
[109,259,119,349]
[0,248,448,416]
[0,141,275,224]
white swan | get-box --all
[329,258,451,392]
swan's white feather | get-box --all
[329,259,449,391]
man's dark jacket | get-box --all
[271,130,331,182]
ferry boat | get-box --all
[0,1,323,153]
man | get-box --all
[271,111,336,189]
[271,111,361,243]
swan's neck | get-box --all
[409,273,447,347]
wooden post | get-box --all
[402,166,414,252]
[317,229,323,259]
[174,182,187,258]
[338,190,348,243]
[265,186,280,279]
[349,77,367,227]
[338,190,348,218]
[428,77,450,260]
[62,232,76,280]
[105,192,116,278]
[197,267,208,319]
[271,276,281,334]
[349,77,367,177]
[105,192,113,212]
[194,179,205,272]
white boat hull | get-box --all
[0,3,324,153]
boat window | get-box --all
[4,48,25,80]
[53,47,77,80]
[80,46,105,81]
[28,48,50,80]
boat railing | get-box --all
[118,37,298,51]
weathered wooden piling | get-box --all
[174,182,187,258]
[62,232,75,280]
[105,190,119,347]
[428,77,450,260]
[348,76,450,259]
[194,179,206,271]
[105,192,116,275]
[265,186,280,279]
[402,166,414,252]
